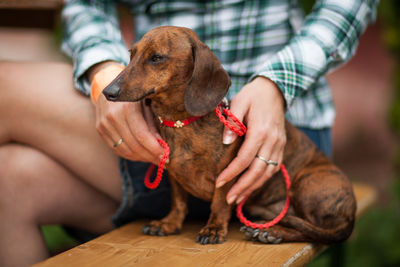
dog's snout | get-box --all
[102,73,124,101]
[103,85,121,101]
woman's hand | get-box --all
[89,61,164,164]
[95,96,164,164]
[215,77,286,205]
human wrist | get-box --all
[252,76,286,109]
[87,61,121,81]
[89,61,125,104]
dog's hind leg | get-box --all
[241,203,311,243]
[240,224,310,244]
[241,213,355,244]
[142,179,188,236]
[242,200,355,244]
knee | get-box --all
[0,145,43,213]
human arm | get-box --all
[62,0,164,163]
[62,0,129,95]
[216,0,379,204]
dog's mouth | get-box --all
[144,98,152,106]
[127,87,156,102]
[141,88,155,99]
[107,87,156,103]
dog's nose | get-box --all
[103,85,121,101]
[103,77,122,101]
[102,69,125,101]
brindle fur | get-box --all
[103,26,356,245]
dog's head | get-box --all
[103,26,231,116]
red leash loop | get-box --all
[215,107,247,136]
[236,164,291,229]
[144,103,291,230]
[144,139,169,189]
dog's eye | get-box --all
[150,54,164,63]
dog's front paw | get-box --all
[240,226,283,244]
[196,224,227,245]
[142,220,181,236]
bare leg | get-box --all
[0,61,122,200]
[0,144,119,266]
[0,62,123,266]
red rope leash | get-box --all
[143,104,291,230]
[236,164,291,229]
[214,106,247,136]
[144,139,169,189]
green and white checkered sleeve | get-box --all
[252,0,378,107]
[61,0,129,95]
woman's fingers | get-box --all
[95,95,163,164]
[124,101,164,162]
[216,121,265,188]
[230,139,284,205]
[216,77,286,204]
[223,125,283,204]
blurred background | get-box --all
[0,0,399,266]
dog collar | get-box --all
[158,115,203,128]
[157,98,229,128]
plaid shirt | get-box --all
[62,0,378,129]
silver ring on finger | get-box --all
[256,155,278,166]
[113,138,123,148]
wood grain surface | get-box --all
[34,183,376,267]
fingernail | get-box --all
[227,195,237,205]
[223,130,236,145]
[216,180,226,188]
[236,195,245,205]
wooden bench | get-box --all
[33,183,376,267]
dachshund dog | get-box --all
[103,26,356,245]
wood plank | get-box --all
[34,183,376,267]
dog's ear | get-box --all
[184,42,231,116]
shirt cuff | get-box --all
[70,41,130,96]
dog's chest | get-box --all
[159,119,233,200]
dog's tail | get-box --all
[281,214,355,244]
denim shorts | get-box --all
[111,127,332,227]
